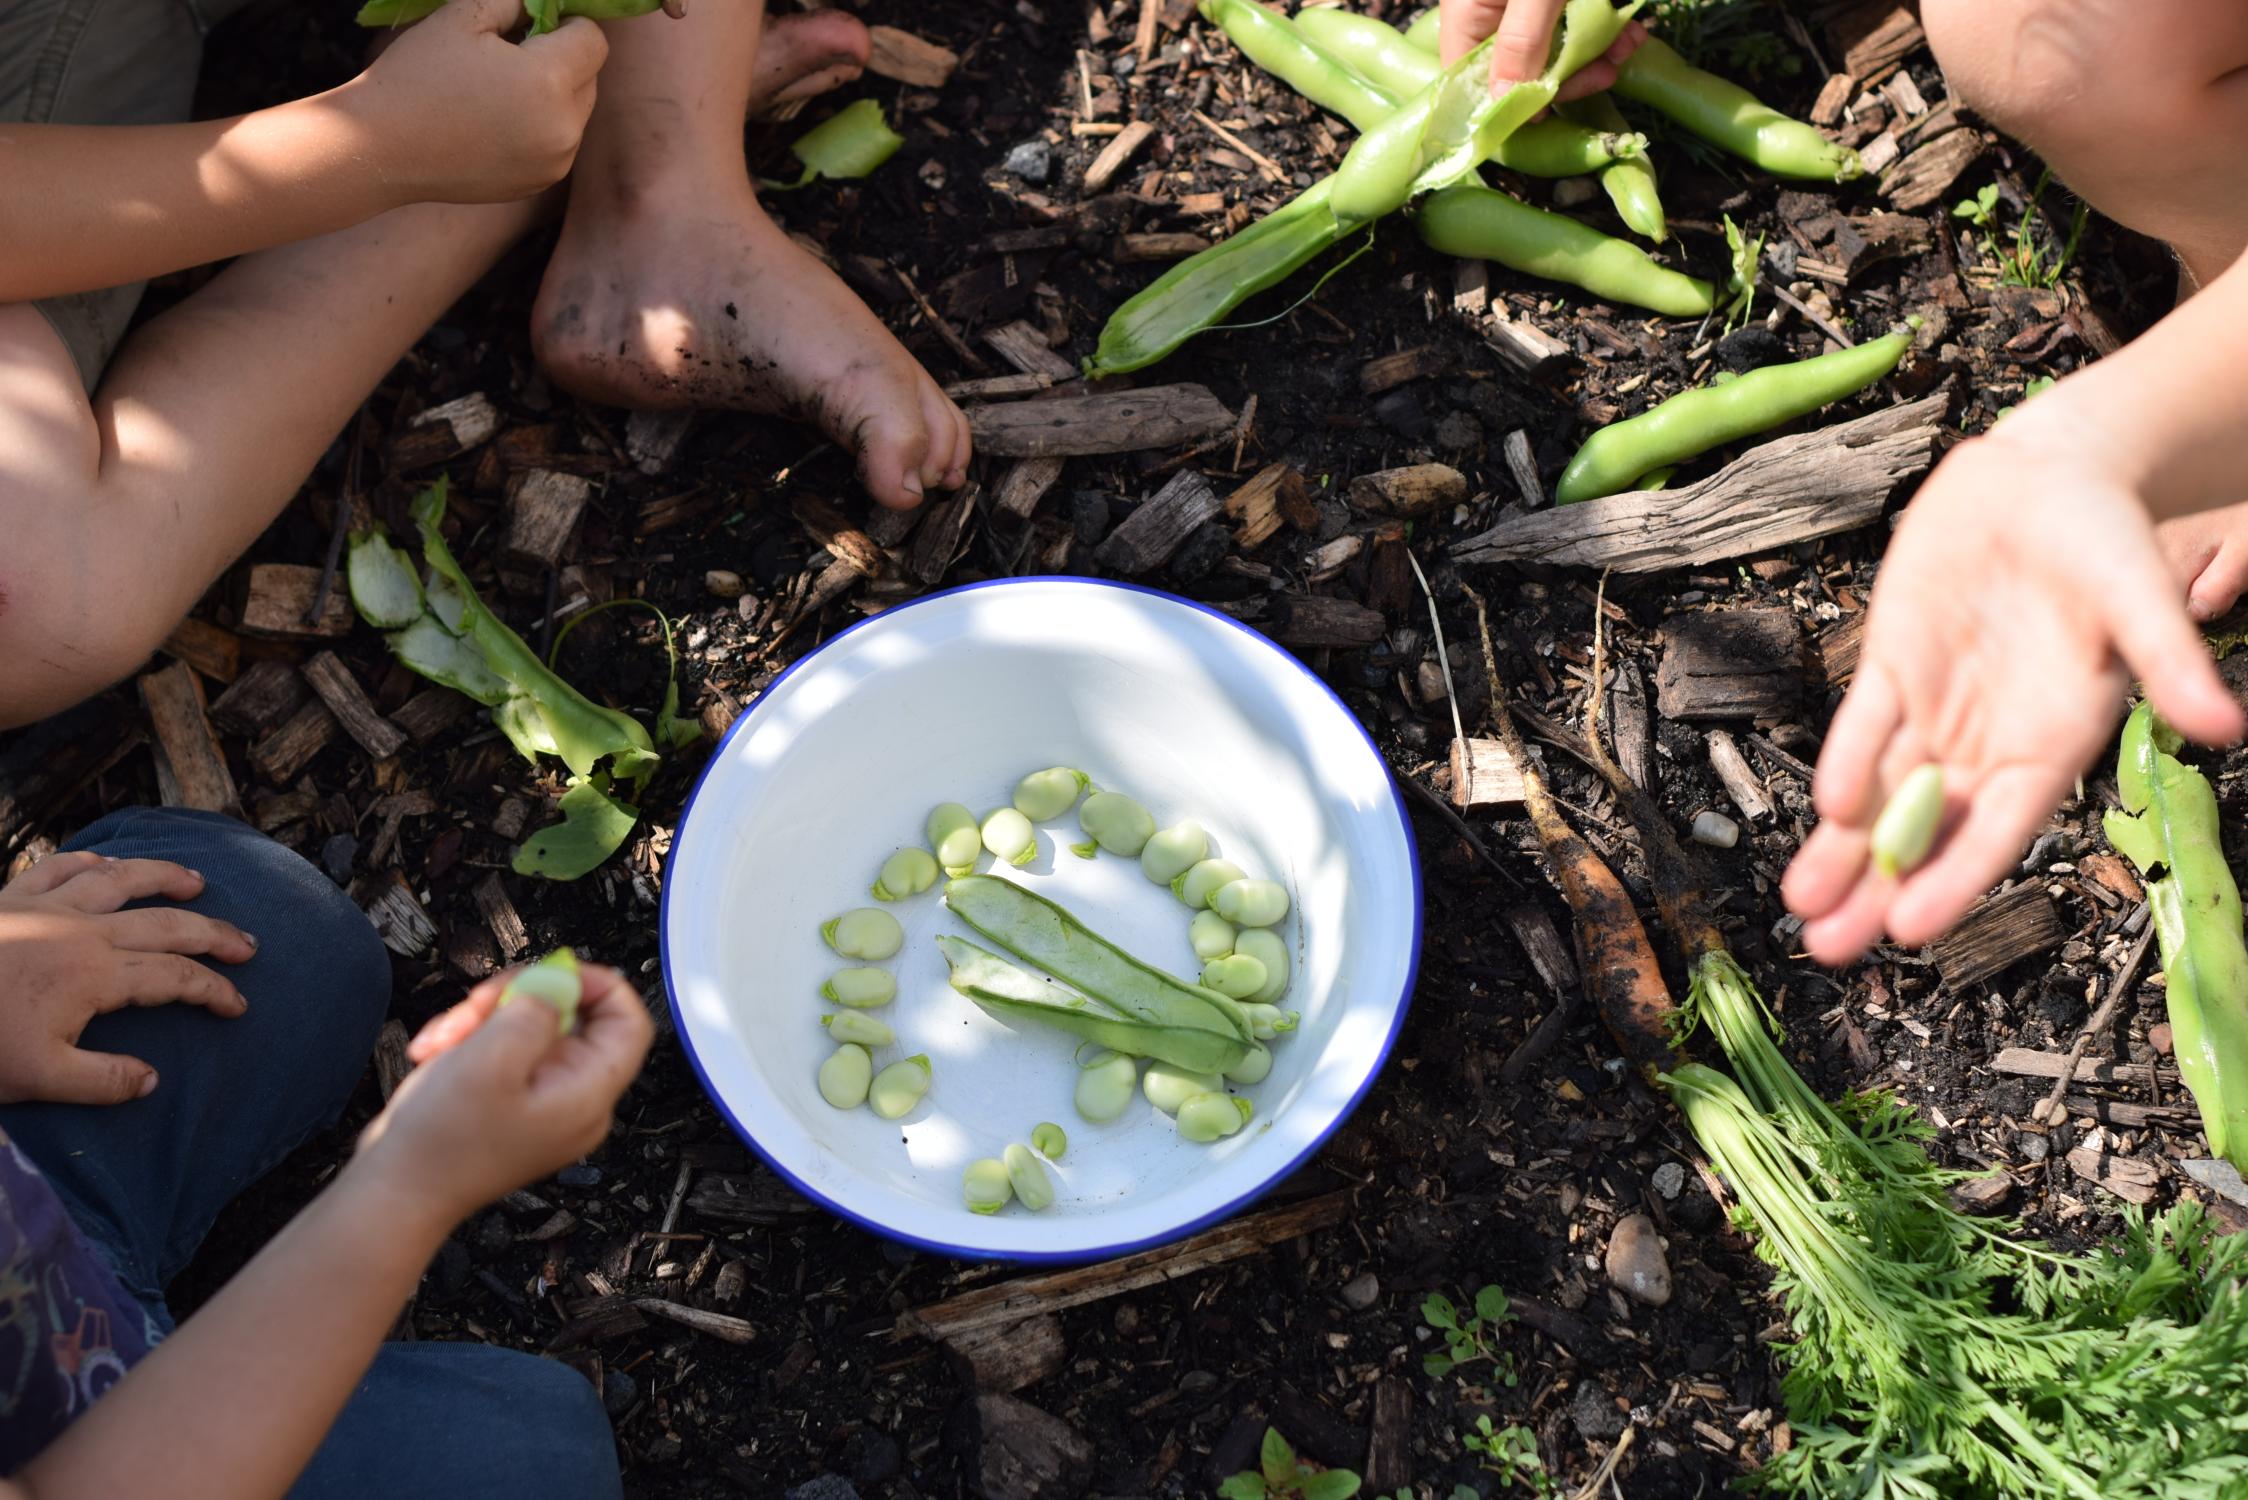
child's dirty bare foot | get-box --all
[2161,502,2248,622]
[748,10,871,119]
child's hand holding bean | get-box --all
[1438,0,1645,96]
[344,0,610,207]
[352,960,653,1230]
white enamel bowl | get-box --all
[662,578,1421,1261]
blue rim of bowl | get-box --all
[660,576,1424,1264]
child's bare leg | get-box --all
[532,5,973,511]
[1924,0,2248,618]
[0,198,539,728]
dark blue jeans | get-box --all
[0,808,622,1499]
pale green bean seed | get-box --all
[1189,910,1238,962]
[1212,878,1289,928]
[818,1044,872,1109]
[1031,1121,1068,1159]
[1075,1050,1140,1122]
[1140,819,1208,885]
[1242,1002,1300,1041]
[872,847,939,902]
[927,802,983,877]
[1201,953,1269,999]
[1004,1143,1056,1211]
[821,967,897,1008]
[1178,1091,1254,1143]
[980,807,1037,867]
[1013,766,1089,822]
[1079,791,1156,856]
[1144,1062,1225,1115]
[964,1158,1013,1214]
[1233,928,1290,1005]
[1173,858,1247,910]
[1871,764,1945,879]
[821,1011,895,1048]
[868,1055,932,1119]
[1225,1042,1273,1086]
[823,907,903,960]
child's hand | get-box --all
[354,960,653,1227]
[0,853,255,1105]
[1438,0,1646,95]
[1782,427,2244,965]
[350,0,609,206]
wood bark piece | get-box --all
[1931,884,2065,988]
[1266,594,1385,649]
[502,469,594,574]
[1810,71,1856,127]
[1365,1377,1414,1493]
[301,652,405,761]
[942,1313,1067,1394]
[391,687,476,745]
[356,870,434,957]
[1829,0,1924,83]
[210,659,308,737]
[950,1393,1094,1500]
[901,1192,1349,1343]
[1450,736,1526,810]
[160,617,239,684]
[474,871,529,960]
[240,564,354,639]
[388,391,499,471]
[686,1172,824,1226]
[1816,613,1865,686]
[625,410,694,475]
[910,484,981,584]
[2067,1145,2160,1205]
[372,1019,412,1102]
[792,495,889,579]
[1094,471,1220,574]
[984,321,1077,382]
[1082,119,1155,195]
[1113,231,1208,263]
[1450,392,1947,572]
[1706,730,1774,822]
[1359,345,1454,397]
[1482,312,1571,376]
[1654,609,1805,722]
[866,24,958,86]
[1610,660,1654,791]
[1349,463,1467,519]
[1224,461,1294,550]
[1882,129,1985,213]
[1990,1047,2179,1089]
[139,662,238,815]
[249,701,338,784]
[1502,428,1543,507]
[969,384,1235,457]
[993,456,1067,525]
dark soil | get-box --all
[1,1,2211,1496]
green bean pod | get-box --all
[1560,93,1666,240]
[1144,1063,1228,1115]
[1554,328,1911,502]
[939,937,1252,1075]
[1293,8,1439,96]
[869,1055,933,1119]
[927,802,983,878]
[1613,37,1862,183]
[1178,1092,1255,1143]
[1199,0,1396,132]
[872,847,939,902]
[499,948,582,1034]
[963,1158,1013,1214]
[1416,184,1713,318]
[1402,7,1440,52]
[356,0,662,29]
[821,967,897,1008]
[1870,765,1945,879]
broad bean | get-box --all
[824,907,904,961]
[1201,953,1270,999]
[821,967,897,1008]
[500,948,582,1035]
[1233,929,1290,1005]
[1031,1121,1068,1159]
[1078,791,1157,857]
[818,1044,873,1109]
[822,1012,896,1048]
[1242,1002,1300,1041]
[1075,1050,1140,1122]
[1013,766,1089,822]
[981,807,1038,867]
[1178,1092,1254,1143]
[1173,858,1247,910]
[964,1158,1013,1214]
[1141,819,1209,886]
[1145,1062,1226,1115]
[1004,1143,1057,1211]
[927,803,983,877]
[872,847,939,902]
[1189,910,1239,962]
[1212,878,1290,928]
[1871,765,1945,879]
[1225,1043,1273,1086]
[869,1055,933,1119]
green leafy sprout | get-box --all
[1463,1417,1557,1495]
[1217,1428,1362,1500]
[1420,1285,1519,1387]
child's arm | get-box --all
[5,964,653,1500]
[1783,250,2248,964]
[0,0,606,307]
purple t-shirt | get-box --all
[0,1127,158,1474]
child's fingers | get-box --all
[1780,818,1871,924]
[451,987,563,1083]
[5,850,105,899]
[100,907,257,965]
[1886,764,2071,948]
[36,1044,159,1107]
[523,13,610,82]
[1797,867,1894,969]
[1810,665,1902,825]
[2117,592,2246,747]
[1553,59,1618,101]
[44,858,207,915]
[1439,0,1509,65]
[1489,0,1567,85]
[446,0,528,37]
[533,968,653,1098]
[405,977,509,1063]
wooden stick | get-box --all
[893,263,991,374]
[2031,914,2154,1126]
[1191,109,1285,181]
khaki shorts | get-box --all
[1,0,259,390]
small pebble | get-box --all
[1691,810,1741,849]
[1168,521,1230,583]
[1432,410,1482,452]
[1003,138,1052,184]
[1570,1380,1626,1441]
[1113,1304,1141,1337]
[1180,1370,1219,1397]
[2149,1022,2174,1056]
[555,1164,603,1189]
[1067,490,1113,546]
[1371,388,1433,442]
[1604,1212,1672,1307]
[1651,1162,1686,1200]
[1339,1271,1381,1311]
[2020,1133,2050,1163]
[601,1369,638,1418]
[704,569,745,599]
[785,1477,859,1500]
[320,833,357,883]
